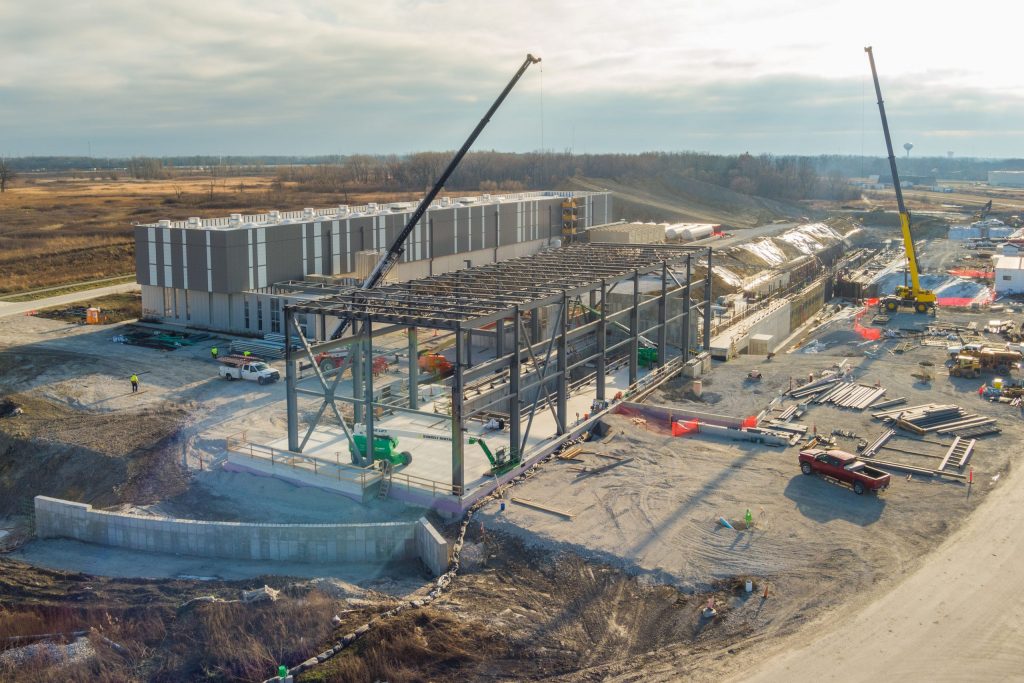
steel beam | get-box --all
[597,278,607,400]
[658,261,668,366]
[703,247,712,351]
[408,326,418,409]
[629,269,639,385]
[509,306,521,459]
[286,307,299,452]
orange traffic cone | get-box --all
[763,583,769,599]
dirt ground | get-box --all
[473,305,1018,681]
[34,291,141,325]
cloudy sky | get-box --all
[2,0,1022,158]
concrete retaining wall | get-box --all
[34,496,448,576]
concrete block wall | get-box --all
[34,496,449,576]
[415,517,449,577]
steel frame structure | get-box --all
[283,243,713,495]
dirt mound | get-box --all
[0,393,188,515]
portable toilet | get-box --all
[85,307,101,324]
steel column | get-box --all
[509,306,521,459]
[597,278,607,400]
[703,247,712,350]
[452,323,465,494]
[658,261,668,366]
[285,307,300,452]
[682,254,692,361]
[408,326,418,409]
[495,318,504,359]
[352,332,363,424]
[362,320,374,467]
[629,269,639,385]
[556,291,568,434]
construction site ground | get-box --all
[3,255,1024,679]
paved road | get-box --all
[0,282,140,319]
[735,462,1024,682]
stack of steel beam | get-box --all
[814,382,887,410]
[872,403,998,436]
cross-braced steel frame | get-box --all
[283,243,714,495]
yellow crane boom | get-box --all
[865,46,936,314]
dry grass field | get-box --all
[0,174,403,295]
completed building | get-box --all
[135,191,612,335]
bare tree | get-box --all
[0,159,16,192]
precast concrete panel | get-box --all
[185,233,207,291]
[498,203,518,245]
[266,223,303,284]
[134,226,151,286]
[432,211,455,258]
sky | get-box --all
[2,0,1023,158]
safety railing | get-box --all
[225,432,380,489]
[386,469,463,498]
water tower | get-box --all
[903,142,914,158]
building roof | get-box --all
[994,256,1024,271]
[139,190,602,231]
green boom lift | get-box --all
[468,437,521,475]
[349,433,412,467]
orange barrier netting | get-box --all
[948,268,993,280]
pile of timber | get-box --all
[872,403,998,437]
[814,382,887,410]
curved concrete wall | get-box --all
[34,496,448,577]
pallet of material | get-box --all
[787,376,841,399]
[873,403,997,435]
[777,405,798,422]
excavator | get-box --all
[865,46,937,315]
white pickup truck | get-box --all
[218,360,280,385]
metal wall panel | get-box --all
[133,226,151,286]
[185,232,207,291]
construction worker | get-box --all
[130,373,139,393]
[210,346,218,360]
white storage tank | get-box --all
[679,224,715,242]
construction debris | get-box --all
[242,585,280,603]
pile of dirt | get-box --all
[0,393,188,515]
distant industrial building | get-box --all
[134,191,612,335]
[988,171,1024,188]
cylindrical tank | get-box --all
[679,225,715,242]
[664,223,685,240]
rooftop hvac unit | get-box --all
[367,202,379,211]
[229,213,242,225]
[303,208,315,219]
[440,197,451,207]
[457,196,479,204]
[158,219,171,228]
[337,205,349,216]
[187,217,201,228]
[267,210,280,222]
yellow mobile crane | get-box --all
[865,46,937,314]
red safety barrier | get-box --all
[672,419,700,436]
[947,268,993,279]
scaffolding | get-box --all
[282,243,714,501]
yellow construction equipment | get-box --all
[865,46,936,315]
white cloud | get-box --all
[0,0,1021,156]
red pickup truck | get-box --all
[798,448,891,495]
